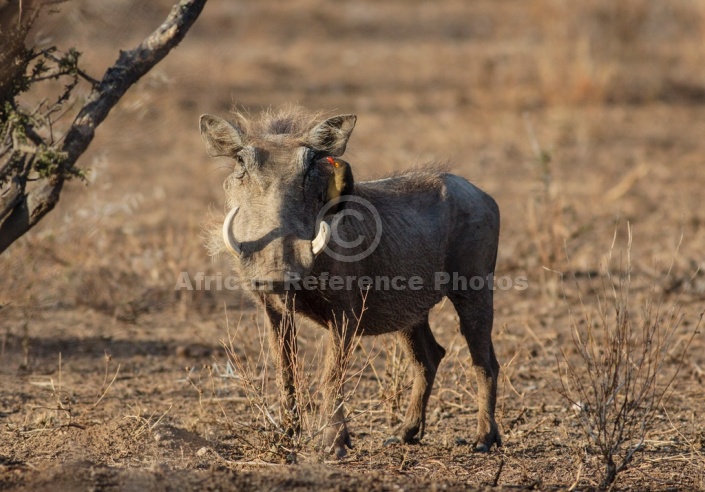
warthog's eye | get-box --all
[231,153,246,179]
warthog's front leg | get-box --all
[321,324,354,458]
[265,305,300,437]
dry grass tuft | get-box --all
[196,305,381,464]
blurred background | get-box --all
[4,0,703,318]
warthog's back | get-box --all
[299,170,499,335]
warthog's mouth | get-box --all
[222,206,331,257]
[249,270,302,293]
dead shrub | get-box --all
[555,225,701,488]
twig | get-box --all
[492,458,505,486]
[568,462,583,491]
[92,363,120,408]
[225,460,284,467]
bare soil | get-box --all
[1,1,704,490]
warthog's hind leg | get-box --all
[450,289,501,452]
[385,319,445,445]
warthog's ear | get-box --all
[308,115,357,156]
[199,114,244,157]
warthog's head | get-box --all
[200,108,356,290]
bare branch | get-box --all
[0,0,207,254]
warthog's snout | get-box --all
[222,205,330,258]
[249,270,303,293]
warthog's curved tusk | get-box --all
[222,206,242,256]
[311,221,331,256]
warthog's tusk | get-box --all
[311,221,331,256]
[222,206,242,256]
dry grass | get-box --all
[184,305,387,464]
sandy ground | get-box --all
[1,1,704,490]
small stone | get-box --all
[196,446,209,457]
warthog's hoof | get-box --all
[474,427,502,453]
[333,445,349,459]
[383,423,421,446]
[324,426,352,459]
[330,437,352,459]
[383,432,421,446]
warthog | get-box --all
[200,107,501,457]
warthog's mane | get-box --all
[229,106,327,143]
